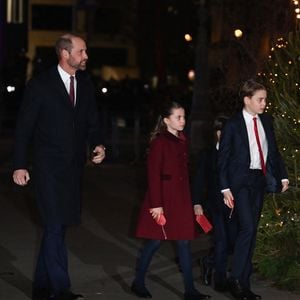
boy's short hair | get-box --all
[239,79,266,101]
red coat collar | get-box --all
[160,130,186,142]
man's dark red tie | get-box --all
[253,117,266,175]
[69,76,75,106]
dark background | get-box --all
[0,0,297,161]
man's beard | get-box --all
[76,61,87,71]
[68,59,87,71]
[77,61,87,70]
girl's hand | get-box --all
[194,204,204,216]
[149,207,164,219]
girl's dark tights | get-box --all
[133,239,196,293]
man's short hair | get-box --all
[54,33,77,58]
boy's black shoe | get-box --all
[245,289,262,300]
[184,290,211,300]
[228,279,249,300]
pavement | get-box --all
[0,137,299,300]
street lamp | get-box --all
[184,34,193,42]
[188,69,195,81]
[234,29,243,39]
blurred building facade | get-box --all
[1,0,297,155]
[2,0,296,92]
[3,0,139,80]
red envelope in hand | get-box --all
[196,214,213,233]
[155,214,166,226]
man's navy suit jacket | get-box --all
[218,111,288,193]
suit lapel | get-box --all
[237,111,249,148]
[75,72,82,111]
[75,71,89,112]
[258,114,270,141]
[258,114,273,165]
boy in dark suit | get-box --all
[12,34,105,300]
[218,79,288,300]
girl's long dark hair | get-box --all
[150,101,184,142]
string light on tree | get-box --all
[256,30,300,289]
[293,0,300,28]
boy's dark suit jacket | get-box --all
[218,111,287,193]
[13,66,103,225]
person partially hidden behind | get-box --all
[192,116,237,292]
[12,34,105,300]
[218,79,288,300]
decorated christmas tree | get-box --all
[255,31,300,290]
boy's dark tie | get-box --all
[253,117,266,175]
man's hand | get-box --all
[92,145,105,164]
[281,180,289,193]
[223,190,235,209]
[13,169,30,186]
[194,204,204,216]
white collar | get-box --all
[243,109,258,123]
[57,64,75,82]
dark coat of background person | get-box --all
[218,112,288,193]
[192,147,221,214]
[135,131,197,240]
[13,66,103,225]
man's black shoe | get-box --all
[201,257,212,286]
[55,291,85,300]
[228,279,249,300]
[32,288,50,300]
[69,292,84,299]
[131,283,152,298]
[245,289,262,300]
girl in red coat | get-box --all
[131,102,210,300]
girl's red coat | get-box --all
[135,131,197,240]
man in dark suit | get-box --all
[12,34,105,300]
[218,79,288,300]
